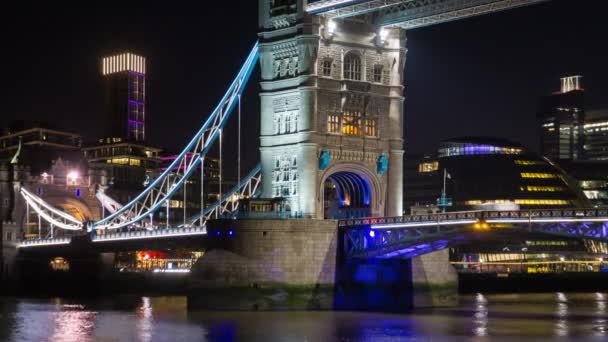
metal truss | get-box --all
[181,164,262,227]
[307,0,412,17]
[20,187,83,231]
[342,224,469,258]
[527,222,608,242]
[340,208,608,259]
[96,190,134,223]
[377,0,549,30]
[307,0,549,30]
[92,42,260,231]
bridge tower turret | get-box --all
[258,0,406,218]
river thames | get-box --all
[1,293,608,341]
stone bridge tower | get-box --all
[258,0,405,219]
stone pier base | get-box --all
[189,219,338,311]
[188,219,458,311]
[411,249,459,307]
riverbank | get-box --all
[460,272,608,293]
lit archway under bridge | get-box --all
[324,171,372,219]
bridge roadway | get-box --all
[339,208,608,259]
[17,208,608,258]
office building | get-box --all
[404,137,589,212]
[101,52,147,143]
[538,75,585,161]
[85,52,161,204]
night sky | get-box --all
[1,1,607,173]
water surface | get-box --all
[1,293,608,341]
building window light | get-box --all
[522,186,566,192]
[520,173,558,179]
[342,111,362,136]
[364,118,377,137]
[514,160,545,166]
[418,161,439,173]
[327,114,340,133]
[514,199,570,206]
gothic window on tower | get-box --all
[292,114,298,132]
[328,114,340,134]
[344,52,362,81]
[322,58,332,77]
[272,154,298,198]
[342,111,362,136]
[280,59,288,77]
[289,57,298,76]
[365,118,378,137]
[373,64,383,83]
[285,114,291,134]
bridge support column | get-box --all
[386,149,404,216]
[189,219,338,310]
[1,221,19,293]
[410,249,458,307]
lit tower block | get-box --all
[258,0,406,219]
[101,53,147,143]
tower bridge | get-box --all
[5,0,594,311]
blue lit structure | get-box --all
[339,209,608,259]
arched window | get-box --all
[284,114,291,133]
[322,58,332,76]
[344,52,362,81]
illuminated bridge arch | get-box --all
[319,163,383,219]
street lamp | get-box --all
[67,171,79,185]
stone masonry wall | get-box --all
[189,219,338,310]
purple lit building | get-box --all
[101,53,147,143]
[84,53,161,203]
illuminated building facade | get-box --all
[538,75,585,161]
[101,53,147,143]
[536,76,608,207]
[85,52,161,204]
[0,122,82,174]
[83,143,161,204]
[259,2,405,218]
[403,137,588,212]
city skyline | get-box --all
[1,0,607,160]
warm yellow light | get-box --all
[419,161,439,173]
[102,53,145,75]
[520,173,558,179]
[514,199,570,206]
[514,160,545,166]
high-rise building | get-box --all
[85,52,161,203]
[101,53,146,143]
[538,75,585,161]
[583,109,608,161]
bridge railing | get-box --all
[92,226,206,243]
[484,208,608,223]
[338,211,482,228]
[339,208,608,228]
[18,237,71,248]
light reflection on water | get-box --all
[1,293,608,341]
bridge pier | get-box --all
[189,219,457,311]
[189,219,338,310]
[410,249,458,307]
